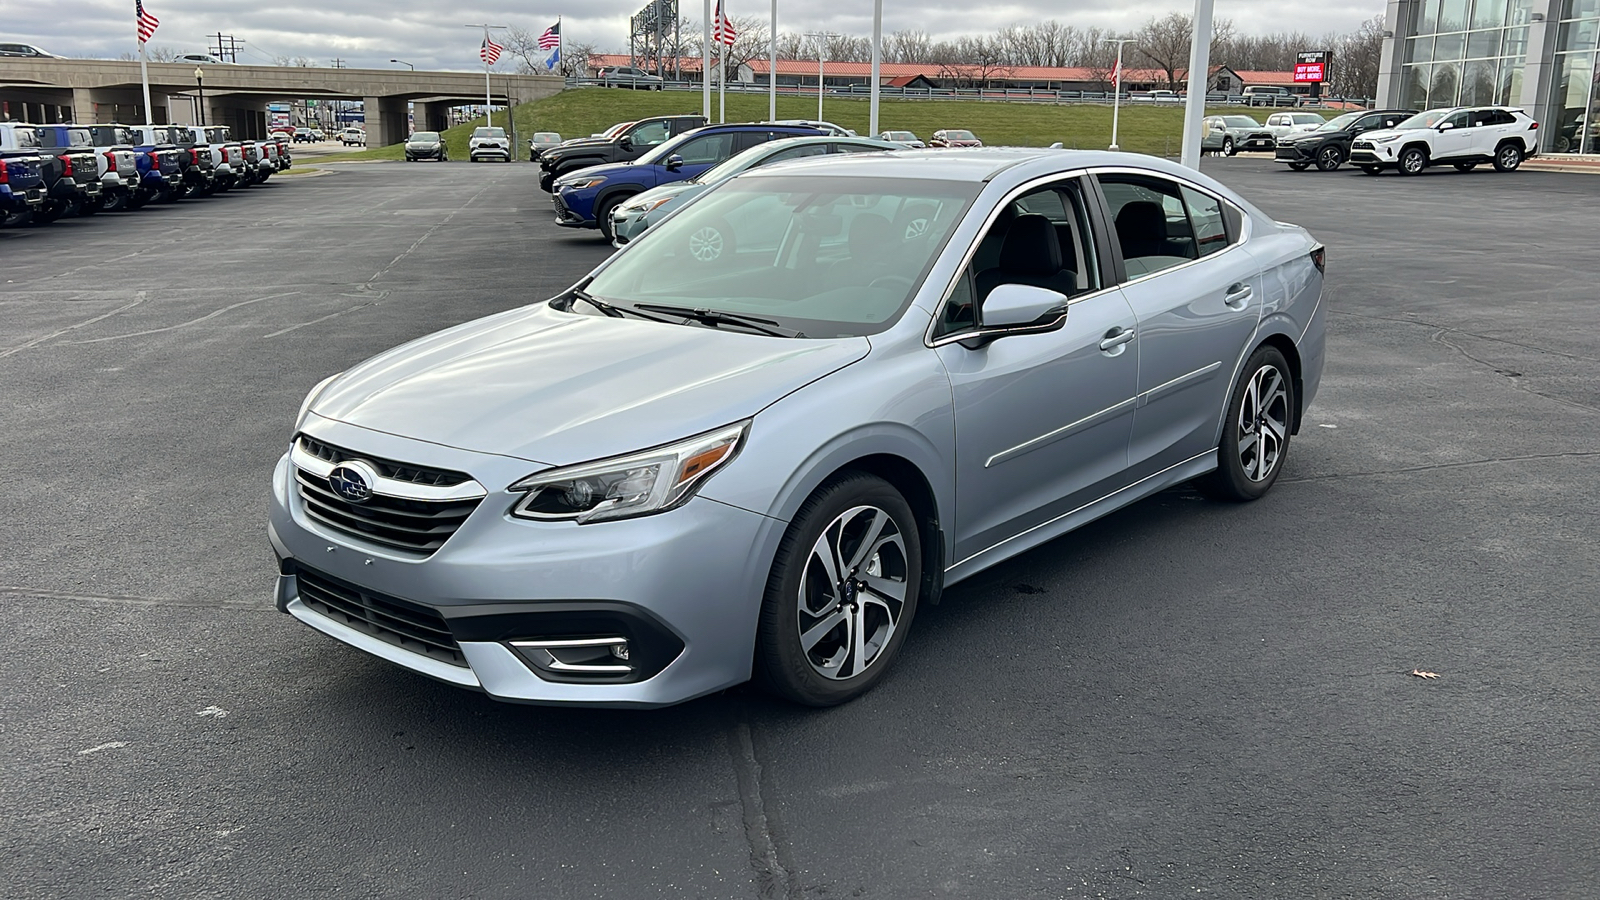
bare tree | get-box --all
[885,29,935,64]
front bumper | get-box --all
[610,207,649,245]
[1348,142,1395,167]
[1274,142,1318,162]
[471,144,510,159]
[553,189,596,228]
[267,421,782,707]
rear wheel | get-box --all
[755,472,922,707]
[1493,142,1523,172]
[1316,145,1343,171]
[1398,146,1427,175]
[1198,345,1296,502]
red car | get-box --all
[930,129,982,148]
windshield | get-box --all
[1396,109,1455,129]
[1223,116,1260,128]
[411,132,439,141]
[1318,112,1363,132]
[534,132,561,142]
[886,132,913,140]
[584,175,979,338]
[473,127,506,138]
[944,130,976,140]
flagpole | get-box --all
[1104,38,1135,151]
[717,5,725,125]
[557,16,564,77]
[139,42,154,128]
[868,0,881,137]
[701,0,711,119]
[483,25,493,128]
[768,0,776,122]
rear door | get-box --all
[1093,171,1263,477]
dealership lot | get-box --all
[2,159,1596,898]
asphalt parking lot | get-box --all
[2,157,1597,899]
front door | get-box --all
[935,177,1139,563]
[1433,110,1475,159]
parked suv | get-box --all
[1264,111,1326,140]
[468,127,510,162]
[598,66,665,90]
[1202,115,1275,155]
[30,125,105,216]
[1243,85,1299,107]
[552,122,821,239]
[538,115,707,191]
[1275,109,1416,172]
[81,125,143,210]
[1349,106,1540,175]
[0,153,49,224]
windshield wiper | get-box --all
[572,289,674,323]
[631,303,804,338]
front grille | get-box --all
[1353,140,1374,150]
[294,565,466,667]
[297,435,470,487]
[294,469,480,554]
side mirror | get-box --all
[619,137,634,151]
[1439,122,1454,131]
[962,284,1068,348]
[664,154,684,171]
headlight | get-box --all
[621,195,674,214]
[295,372,342,430]
[1374,133,1403,143]
[559,177,607,191]
[509,421,748,524]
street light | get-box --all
[1103,38,1136,151]
[193,66,206,126]
[803,32,838,121]
[390,59,415,71]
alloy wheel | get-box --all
[1400,149,1426,174]
[797,505,910,681]
[1238,364,1290,482]
[1496,145,1522,171]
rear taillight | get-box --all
[61,155,73,176]
[104,150,117,172]
[0,161,8,185]
[221,147,231,162]
[1310,245,1326,274]
[1528,120,1538,130]
[190,148,202,164]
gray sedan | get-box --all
[272,149,1326,709]
[403,131,447,162]
[610,135,898,246]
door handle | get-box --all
[1099,327,1136,352]
[1224,283,1253,310]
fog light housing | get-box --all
[509,637,633,679]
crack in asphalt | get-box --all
[1280,449,1600,484]
[0,291,148,359]
[64,292,303,345]
[728,720,795,900]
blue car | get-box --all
[553,122,821,239]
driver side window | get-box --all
[630,122,669,147]
[935,179,1101,338]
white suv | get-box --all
[468,126,510,162]
[1266,112,1326,140]
[1349,106,1539,176]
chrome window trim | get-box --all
[290,441,489,502]
[1087,166,1254,290]
[923,167,1099,348]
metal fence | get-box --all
[564,76,1373,109]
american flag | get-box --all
[538,22,561,51]
[1110,59,1121,87]
[136,0,160,44]
[480,37,504,65]
[713,2,737,45]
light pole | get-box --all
[390,59,415,71]
[803,32,837,121]
[193,67,206,126]
[1180,0,1216,169]
[1103,38,1135,150]
[868,0,882,137]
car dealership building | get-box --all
[1378,0,1600,153]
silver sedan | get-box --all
[271,149,1326,709]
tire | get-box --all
[1493,142,1523,172]
[102,192,128,212]
[77,197,102,216]
[1222,137,1235,156]
[1289,162,1311,171]
[1398,146,1427,175]
[1198,346,1295,502]
[1360,165,1382,175]
[1315,145,1343,171]
[596,195,627,240]
[754,472,922,707]
[1454,162,1477,172]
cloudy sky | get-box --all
[16,0,1385,71]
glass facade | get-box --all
[1549,0,1600,152]
[1402,0,1533,109]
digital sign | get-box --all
[1295,50,1331,83]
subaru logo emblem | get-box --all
[327,460,377,504]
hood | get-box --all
[556,159,641,186]
[310,303,870,466]
[1358,126,1425,143]
[627,180,699,206]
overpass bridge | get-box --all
[0,58,563,146]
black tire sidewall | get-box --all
[1494,143,1522,172]
[1223,137,1235,156]
[596,196,626,240]
[1203,347,1295,502]
[755,472,922,707]
[1317,145,1342,171]
[1399,147,1426,175]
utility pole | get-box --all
[330,58,346,69]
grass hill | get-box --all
[340,87,1242,161]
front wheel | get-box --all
[1198,346,1295,502]
[1222,137,1235,156]
[1316,145,1343,171]
[1493,142,1523,172]
[596,196,626,240]
[755,473,922,706]
[1398,146,1427,175]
